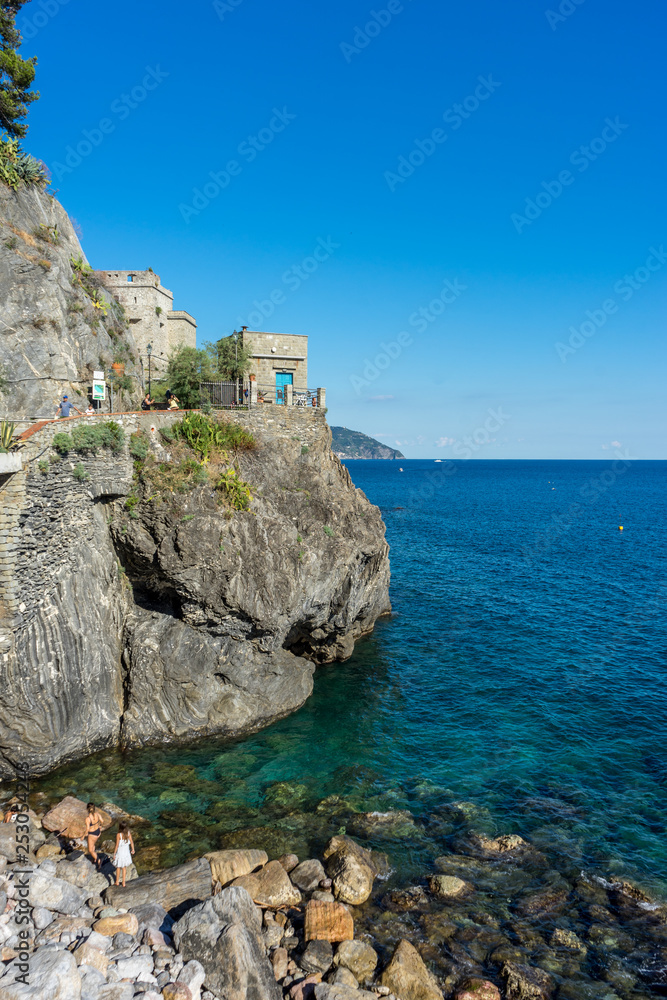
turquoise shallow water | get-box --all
[36,459,667,897]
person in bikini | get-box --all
[85,802,104,869]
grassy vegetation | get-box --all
[51,421,125,456]
[128,414,256,514]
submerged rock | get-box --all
[454,980,501,1000]
[324,837,376,906]
[428,875,473,900]
[502,962,555,999]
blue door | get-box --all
[276,372,293,403]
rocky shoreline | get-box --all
[0,793,665,1000]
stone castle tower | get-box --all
[98,270,196,368]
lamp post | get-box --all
[233,330,239,404]
[146,342,152,400]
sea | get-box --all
[37,459,667,898]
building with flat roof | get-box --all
[241,328,308,403]
[98,270,196,364]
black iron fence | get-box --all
[200,382,323,409]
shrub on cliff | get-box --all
[52,421,125,457]
[167,412,255,463]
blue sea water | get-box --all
[38,459,667,896]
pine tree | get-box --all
[0,1,38,139]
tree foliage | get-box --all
[205,333,253,381]
[0,2,39,139]
[167,334,254,408]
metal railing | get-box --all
[200,382,324,409]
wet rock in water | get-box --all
[380,939,443,1000]
[42,796,112,839]
[103,857,212,915]
[219,826,297,858]
[454,979,501,1000]
[0,945,82,999]
[292,859,327,892]
[459,833,530,858]
[587,922,634,951]
[549,928,587,954]
[433,855,493,878]
[421,912,459,945]
[346,810,417,840]
[264,782,311,814]
[205,848,268,887]
[279,854,301,873]
[428,875,473,900]
[233,860,302,907]
[30,870,87,914]
[324,837,376,906]
[515,886,569,917]
[304,901,355,943]
[502,962,555,999]
[93,913,140,936]
[302,939,334,975]
[383,886,429,912]
[174,885,280,1000]
[333,939,378,982]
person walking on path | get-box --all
[56,395,82,418]
[85,802,104,870]
[113,822,135,887]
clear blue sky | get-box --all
[20,0,666,458]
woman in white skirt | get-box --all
[113,822,135,887]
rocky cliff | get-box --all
[0,407,390,778]
[0,183,140,418]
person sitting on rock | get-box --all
[3,803,19,823]
[113,822,135,887]
[85,801,104,870]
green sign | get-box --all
[92,380,105,401]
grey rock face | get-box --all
[291,859,327,893]
[30,870,87,915]
[173,885,281,1000]
[0,184,141,419]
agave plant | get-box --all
[0,421,17,453]
[16,153,48,185]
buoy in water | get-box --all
[619,525,624,531]
[399,467,404,472]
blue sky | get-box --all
[20,0,666,458]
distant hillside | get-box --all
[331,427,404,460]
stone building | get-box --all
[241,329,308,402]
[97,270,197,364]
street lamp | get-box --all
[232,330,239,404]
[146,342,152,399]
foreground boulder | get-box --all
[173,885,281,1000]
[42,797,112,840]
[30,870,87,915]
[323,837,376,906]
[232,859,302,907]
[103,857,212,914]
[333,939,378,982]
[205,848,268,886]
[304,901,354,943]
[0,946,82,999]
[455,980,501,1000]
[380,939,442,1000]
